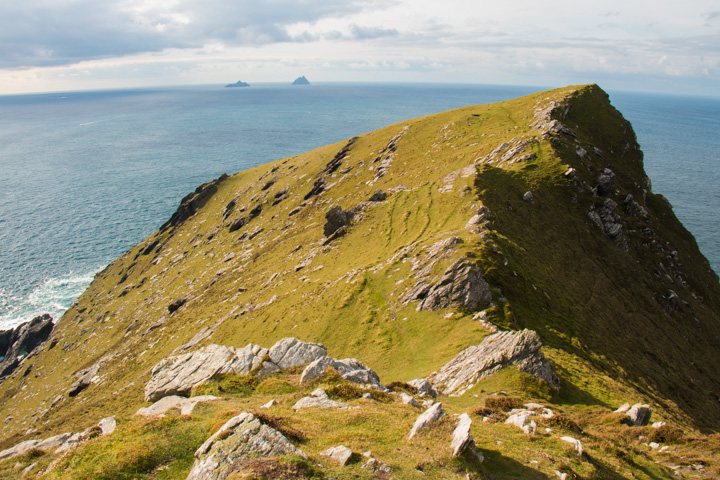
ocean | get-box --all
[0,83,718,330]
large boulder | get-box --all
[299,356,382,388]
[268,337,326,370]
[407,258,492,312]
[426,329,558,396]
[0,314,54,378]
[187,412,306,480]
[451,413,484,462]
[624,403,652,426]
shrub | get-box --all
[386,381,418,395]
[484,396,523,411]
[325,383,364,400]
[253,412,307,443]
[256,377,296,395]
[543,414,582,434]
[648,425,684,444]
[192,374,258,397]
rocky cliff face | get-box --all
[1,85,719,479]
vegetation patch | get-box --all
[191,374,259,397]
[484,396,524,411]
[252,412,308,443]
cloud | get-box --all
[0,0,382,68]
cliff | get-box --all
[1,85,719,479]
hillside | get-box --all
[1,84,719,479]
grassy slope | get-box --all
[0,84,719,478]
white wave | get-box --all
[0,268,102,331]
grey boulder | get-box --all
[299,355,383,388]
[409,402,445,439]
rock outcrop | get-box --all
[451,413,484,462]
[145,338,325,402]
[404,258,492,312]
[426,329,558,395]
[293,387,353,410]
[409,402,445,438]
[299,355,383,388]
[624,403,652,426]
[135,395,219,417]
[0,314,54,379]
[319,445,354,465]
[187,412,307,480]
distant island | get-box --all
[225,80,250,88]
[291,76,310,85]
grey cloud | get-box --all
[0,0,382,68]
[348,24,399,39]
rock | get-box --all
[324,206,351,237]
[299,355,383,388]
[292,75,310,85]
[614,403,631,413]
[293,391,352,410]
[168,296,189,313]
[649,442,660,449]
[588,198,628,251]
[652,421,666,428]
[595,168,616,196]
[369,189,387,202]
[411,258,492,312]
[427,329,558,396]
[320,445,354,465]
[68,362,101,397]
[555,470,569,480]
[400,392,420,407]
[225,80,250,88]
[451,413,484,462]
[135,395,219,416]
[362,457,392,474]
[564,167,576,179]
[260,399,277,409]
[97,416,116,435]
[268,337,326,370]
[145,343,275,402]
[625,403,652,426]
[522,191,534,203]
[161,174,227,232]
[187,412,307,480]
[409,402,445,438]
[0,314,54,379]
[0,433,73,461]
[560,436,583,456]
[505,412,536,434]
[408,378,439,398]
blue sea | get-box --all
[0,83,718,330]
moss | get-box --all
[191,374,258,398]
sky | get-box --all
[0,0,718,96]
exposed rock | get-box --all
[451,413,484,462]
[505,412,537,434]
[426,329,558,396]
[187,412,307,480]
[97,416,116,436]
[0,314,54,379]
[293,388,353,410]
[614,403,631,414]
[68,362,101,397]
[324,206,351,237]
[135,395,219,416]
[161,174,227,232]
[624,403,652,426]
[305,138,357,200]
[260,399,277,409]
[595,168,616,196]
[588,198,628,251]
[400,392,420,407]
[362,457,392,474]
[369,189,387,202]
[560,436,583,456]
[523,191,534,203]
[292,76,310,85]
[145,343,271,402]
[168,296,189,314]
[407,378,439,398]
[407,258,492,312]
[267,337,327,370]
[409,402,445,438]
[320,445,354,465]
[300,355,383,388]
[0,433,73,461]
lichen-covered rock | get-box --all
[560,436,583,456]
[320,445,354,465]
[293,388,353,410]
[187,412,307,480]
[68,362,101,397]
[135,395,219,417]
[145,343,269,402]
[410,258,492,312]
[299,355,382,388]
[407,378,439,398]
[409,402,445,438]
[268,337,326,370]
[451,413,484,462]
[427,329,558,396]
[625,403,652,426]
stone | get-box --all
[362,457,392,474]
[556,471,569,480]
[98,416,116,435]
[400,392,420,407]
[324,206,351,237]
[408,378,439,398]
[299,356,383,388]
[187,412,307,480]
[0,314,54,379]
[145,343,274,402]
[596,168,615,196]
[560,436,583,456]
[614,403,631,414]
[505,412,534,432]
[451,413,484,462]
[369,189,387,202]
[268,337,326,370]
[652,421,667,428]
[0,433,73,461]
[411,258,492,312]
[427,329,558,396]
[260,399,277,409]
[588,198,628,251]
[409,402,445,438]
[523,191,534,203]
[320,445,354,465]
[68,362,101,397]
[293,394,352,410]
[625,403,652,426]
[135,395,219,416]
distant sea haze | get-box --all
[0,83,718,330]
